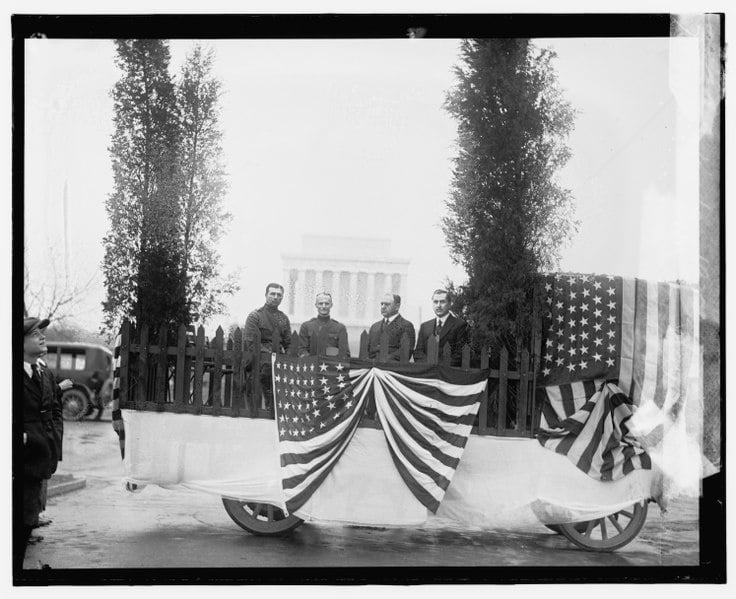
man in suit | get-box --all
[367,293,416,361]
[20,317,69,564]
[413,289,469,366]
[298,292,350,358]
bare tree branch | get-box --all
[24,247,98,323]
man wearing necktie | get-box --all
[367,293,416,361]
[18,317,69,566]
[413,289,469,366]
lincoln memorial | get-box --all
[282,235,411,355]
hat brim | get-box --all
[24,317,51,335]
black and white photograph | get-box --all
[12,7,725,587]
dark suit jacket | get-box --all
[23,365,63,480]
[367,314,416,361]
[413,314,469,366]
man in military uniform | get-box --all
[19,317,68,565]
[298,292,350,358]
[244,283,291,408]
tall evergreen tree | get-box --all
[102,41,237,338]
[103,39,185,336]
[176,44,237,323]
[443,39,577,356]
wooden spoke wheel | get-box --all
[221,498,303,536]
[558,500,649,552]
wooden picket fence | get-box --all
[117,320,540,437]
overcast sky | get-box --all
[23,35,700,334]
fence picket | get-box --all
[224,336,233,410]
[461,344,471,370]
[480,346,489,370]
[478,346,489,435]
[497,347,508,433]
[232,327,244,415]
[251,328,261,414]
[288,330,300,357]
[173,324,187,407]
[359,330,369,359]
[136,324,149,406]
[212,326,223,415]
[517,349,530,433]
[119,320,130,409]
[194,325,205,410]
[157,324,168,406]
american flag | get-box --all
[274,354,366,514]
[273,355,487,514]
[537,273,699,480]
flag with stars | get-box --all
[537,273,699,481]
[273,354,364,514]
[539,273,622,385]
[273,355,487,514]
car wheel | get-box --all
[61,388,89,421]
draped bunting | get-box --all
[537,273,706,498]
[273,355,486,513]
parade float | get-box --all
[111,274,709,552]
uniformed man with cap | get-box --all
[297,292,350,358]
[19,317,70,564]
[244,283,292,409]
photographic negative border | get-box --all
[11,11,725,585]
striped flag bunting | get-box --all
[368,365,486,512]
[537,273,699,480]
[273,355,487,514]
[111,334,126,459]
[537,381,651,480]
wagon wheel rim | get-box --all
[559,500,649,552]
[221,498,303,536]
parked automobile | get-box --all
[44,341,114,421]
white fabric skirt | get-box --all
[122,410,659,528]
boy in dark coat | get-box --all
[20,317,68,563]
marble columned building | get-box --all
[282,235,411,356]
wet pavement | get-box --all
[20,419,700,574]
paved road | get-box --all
[21,419,699,577]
